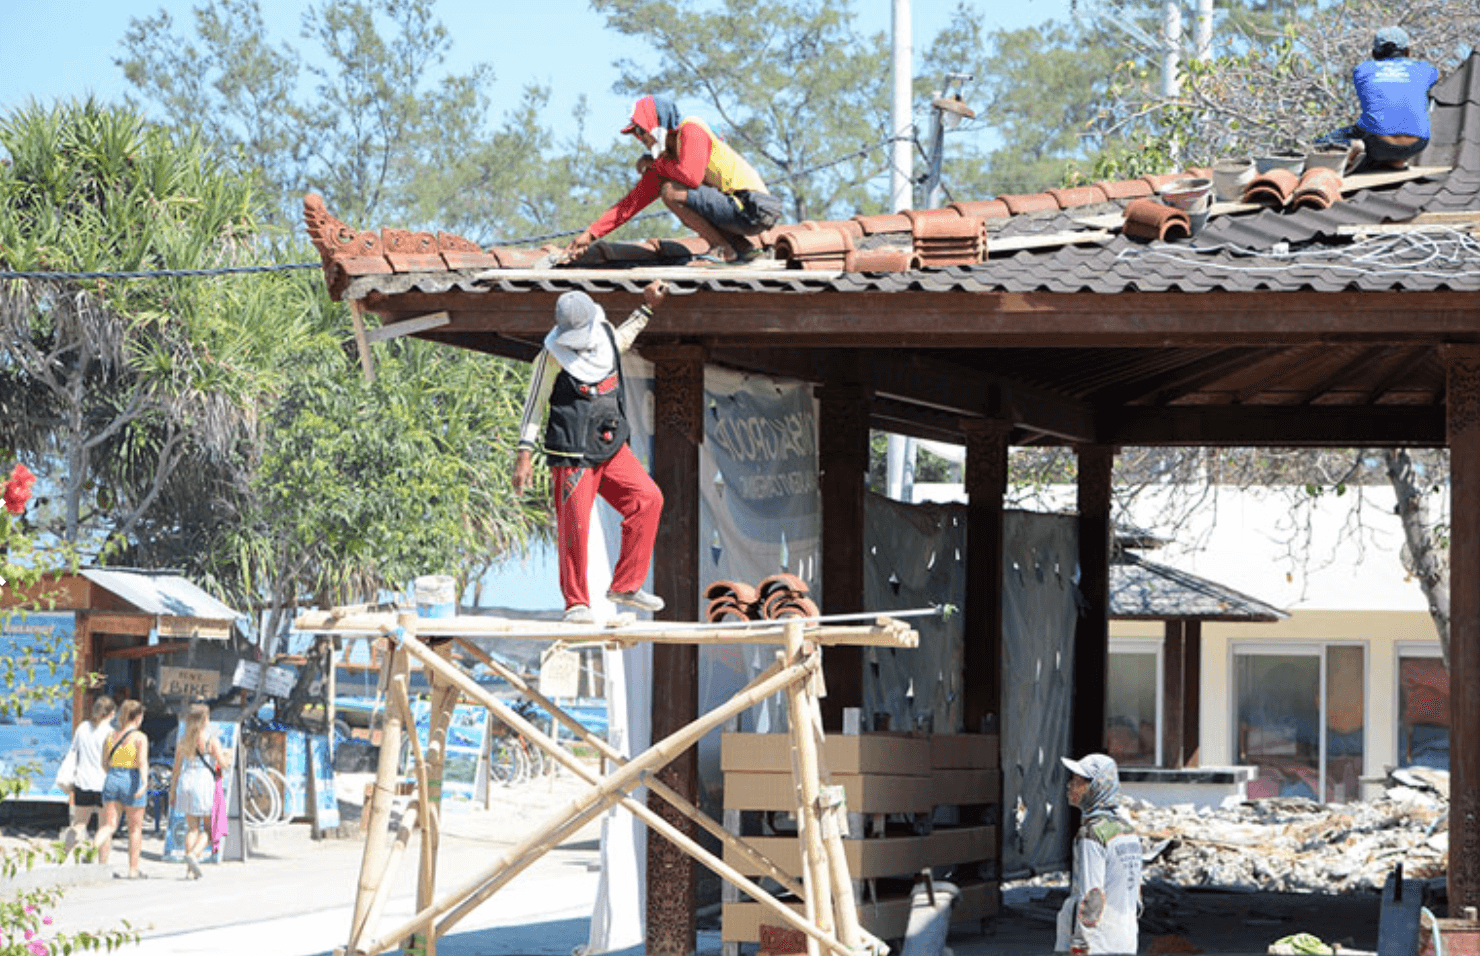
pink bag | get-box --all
[209,775,229,851]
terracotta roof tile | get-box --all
[1096,179,1155,200]
[852,212,913,235]
[1290,167,1344,211]
[845,247,919,272]
[999,192,1060,215]
[1122,198,1191,241]
[1048,185,1111,208]
[949,199,1010,219]
[437,233,502,270]
[1140,173,1185,192]
[1244,168,1301,208]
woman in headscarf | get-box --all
[1056,753,1143,954]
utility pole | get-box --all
[1161,0,1182,98]
[890,0,912,214]
[917,74,976,210]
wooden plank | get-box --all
[364,311,450,343]
[932,769,1002,807]
[988,230,1111,253]
[722,826,997,879]
[929,734,999,769]
[721,732,932,776]
[721,880,998,943]
[100,640,190,660]
[1105,404,1445,447]
[472,262,820,284]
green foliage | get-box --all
[593,0,890,222]
[210,332,549,614]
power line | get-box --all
[1,135,916,282]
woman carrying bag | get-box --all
[170,700,228,879]
[94,699,149,879]
[61,696,116,856]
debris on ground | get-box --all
[1129,768,1449,893]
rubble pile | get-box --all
[1128,768,1450,894]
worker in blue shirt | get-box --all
[1318,26,1439,172]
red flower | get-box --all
[4,463,36,516]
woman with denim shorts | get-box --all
[94,699,150,879]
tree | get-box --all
[117,0,633,245]
[0,99,308,565]
[592,0,892,222]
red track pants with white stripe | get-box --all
[552,443,664,610]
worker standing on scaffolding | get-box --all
[513,280,669,624]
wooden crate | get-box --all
[724,825,996,879]
[721,880,999,943]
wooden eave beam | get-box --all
[1103,404,1445,446]
[363,288,1480,349]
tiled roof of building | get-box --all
[306,52,1480,304]
[1110,550,1287,621]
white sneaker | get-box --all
[185,855,203,879]
[606,589,665,613]
[563,605,595,625]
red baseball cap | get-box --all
[620,95,658,135]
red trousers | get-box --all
[552,443,664,609]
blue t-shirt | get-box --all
[1354,57,1439,137]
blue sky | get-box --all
[1,0,1073,149]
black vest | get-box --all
[543,324,631,468]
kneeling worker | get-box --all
[564,95,782,265]
[513,281,669,624]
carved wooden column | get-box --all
[647,344,706,956]
[961,419,1012,735]
[817,382,872,730]
[1074,444,1115,758]
[1444,344,1480,914]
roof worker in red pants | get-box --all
[564,95,783,265]
[513,280,669,624]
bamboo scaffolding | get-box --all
[305,609,915,956]
[454,637,806,899]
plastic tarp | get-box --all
[862,493,965,734]
[1000,510,1078,878]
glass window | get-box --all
[1235,644,1365,803]
[1106,649,1158,766]
[1398,653,1449,770]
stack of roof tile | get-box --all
[1242,168,1301,208]
[905,209,988,267]
[702,574,818,622]
[772,221,857,270]
[703,580,759,623]
[1290,167,1344,211]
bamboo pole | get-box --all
[355,802,419,949]
[295,610,918,648]
[389,677,434,956]
[454,638,806,898]
[348,637,409,952]
[810,695,868,952]
[784,623,835,956]
[360,646,822,954]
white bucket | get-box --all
[1212,159,1255,202]
[414,574,457,618]
[1256,152,1305,175]
[1305,147,1348,172]
[1158,177,1212,213]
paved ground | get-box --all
[17,771,1384,956]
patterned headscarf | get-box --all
[1062,752,1127,824]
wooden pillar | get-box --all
[817,382,871,731]
[647,344,706,956]
[1073,444,1114,758]
[961,419,1012,736]
[1182,621,1202,768]
[1444,345,1480,914]
[1161,621,1184,769]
